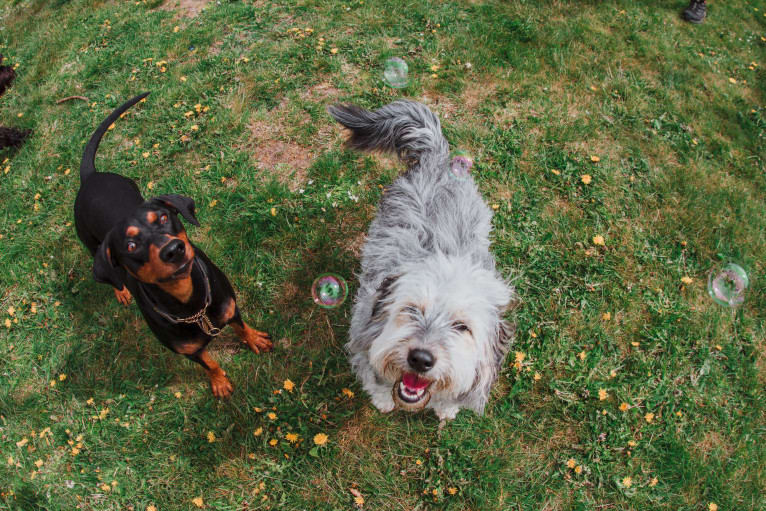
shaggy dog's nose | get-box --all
[408,349,435,373]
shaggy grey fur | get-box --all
[329,100,514,420]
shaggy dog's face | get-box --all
[366,255,512,412]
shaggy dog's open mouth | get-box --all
[393,372,433,411]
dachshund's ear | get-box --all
[153,194,199,226]
[93,232,124,290]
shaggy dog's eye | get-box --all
[452,321,471,334]
[159,213,168,224]
[402,305,419,316]
[126,241,137,252]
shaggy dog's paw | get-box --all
[371,391,396,413]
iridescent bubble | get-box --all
[449,150,473,181]
[383,57,409,89]
[707,262,749,307]
[311,273,348,309]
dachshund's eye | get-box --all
[452,322,471,334]
[159,214,168,224]
[126,241,137,252]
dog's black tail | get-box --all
[79,92,150,185]
[327,100,449,166]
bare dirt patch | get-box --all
[245,118,315,192]
[160,0,210,18]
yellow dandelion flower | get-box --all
[147,506,157,511]
[209,199,218,208]
[567,458,576,469]
[728,77,737,84]
[619,402,629,412]
[574,465,582,474]
[681,276,693,285]
[592,235,605,246]
[354,495,364,507]
[447,487,458,495]
[254,407,263,413]
[64,168,71,175]
[581,174,592,184]
[598,389,608,401]
[330,48,339,54]
[191,125,199,131]
[590,155,600,162]
[206,431,216,443]
[174,391,182,398]
[622,476,632,488]
[173,26,180,33]
[4,319,11,328]
[7,456,14,465]
[550,169,561,175]
[253,427,263,436]
[515,351,526,363]
[34,459,43,468]
[283,379,295,392]
[415,459,422,465]
[59,373,67,381]
[578,351,587,361]
[269,438,278,446]
[267,412,277,420]
[270,207,277,216]
[645,412,655,423]
[649,477,658,487]
[533,372,542,381]
[313,433,328,446]
[285,433,299,443]
[342,388,355,398]
[192,497,204,508]
[708,503,717,511]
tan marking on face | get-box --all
[146,211,158,223]
[126,226,140,237]
[129,232,196,303]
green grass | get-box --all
[1,0,765,509]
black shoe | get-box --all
[682,0,707,24]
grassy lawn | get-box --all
[1,0,765,509]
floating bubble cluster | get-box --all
[449,150,473,181]
[311,273,348,309]
[383,57,409,89]
[707,263,749,307]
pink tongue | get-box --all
[402,373,430,390]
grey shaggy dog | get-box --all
[328,100,514,421]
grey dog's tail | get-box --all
[328,100,449,166]
[80,92,150,184]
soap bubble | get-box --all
[707,262,749,307]
[449,150,473,181]
[383,57,409,89]
[311,273,348,309]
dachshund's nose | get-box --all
[160,239,186,263]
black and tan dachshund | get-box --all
[74,92,271,397]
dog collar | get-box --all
[138,257,221,337]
